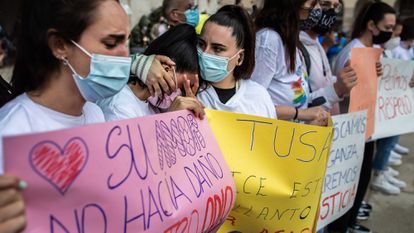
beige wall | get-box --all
[123,0,163,28]
[343,0,397,32]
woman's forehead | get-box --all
[201,22,236,44]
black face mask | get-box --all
[300,8,322,31]
[372,26,393,44]
[312,9,337,35]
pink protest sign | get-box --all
[4,110,236,233]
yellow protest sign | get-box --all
[206,109,333,233]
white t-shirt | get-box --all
[300,31,342,112]
[97,85,153,121]
[392,45,414,61]
[334,39,366,76]
[197,79,277,119]
[0,94,105,173]
[251,28,310,109]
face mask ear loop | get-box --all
[62,57,85,79]
[229,49,244,62]
[70,40,93,58]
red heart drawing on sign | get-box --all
[29,137,89,195]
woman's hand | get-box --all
[376,61,383,77]
[168,75,205,119]
[335,61,358,97]
[299,106,330,126]
[146,55,176,97]
[0,175,26,233]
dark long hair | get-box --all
[206,5,256,80]
[11,0,119,97]
[255,0,307,73]
[351,1,396,39]
[144,24,198,74]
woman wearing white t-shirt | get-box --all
[0,0,136,231]
[98,24,204,121]
[392,17,414,61]
[251,0,329,125]
[329,2,396,233]
[196,5,276,119]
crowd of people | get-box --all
[0,0,413,232]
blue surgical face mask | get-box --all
[184,6,200,27]
[65,41,131,102]
[198,48,242,83]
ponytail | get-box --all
[206,5,255,80]
[351,1,396,39]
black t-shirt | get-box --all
[213,86,236,104]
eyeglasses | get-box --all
[318,0,343,13]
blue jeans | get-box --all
[373,136,399,171]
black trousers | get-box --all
[327,141,375,233]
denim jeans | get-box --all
[316,228,325,233]
[372,136,399,171]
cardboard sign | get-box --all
[206,109,333,233]
[349,48,383,140]
[4,110,236,233]
[316,111,367,229]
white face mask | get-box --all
[384,37,401,50]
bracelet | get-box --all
[293,107,299,120]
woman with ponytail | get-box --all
[196,5,276,118]
[329,2,396,233]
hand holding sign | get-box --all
[299,106,330,126]
[376,61,383,77]
[335,61,358,97]
[0,175,27,233]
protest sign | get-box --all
[4,110,235,233]
[349,48,383,140]
[371,58,414,140]
[206,109,333,233]
[316,111,367,229]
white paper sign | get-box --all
[372,58,414,140]
[317,111,367,230]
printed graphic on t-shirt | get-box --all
[292,64,308,107]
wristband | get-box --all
[293,107,299,120]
